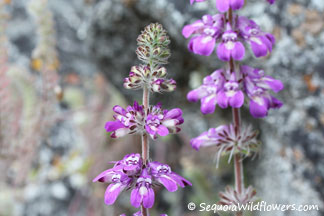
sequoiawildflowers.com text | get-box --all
[187,201,319,213]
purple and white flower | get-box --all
[241,65,283,118]
[131,168,155,209]
[237,16,275,58]
[187,69,225,114]
[92,154,143,205]
[92,154,141,183]
[114,153,143,175]
[105,101,145,138]
[187,69,244,113]
[145,104,184,139]
[182,14,225,56]
[149,162,192,192]
[93,155,192,208]
[93,169,132,205]
[105,101,184,139]
[217,24,245,61]
[187,66,283,117]
[217,73,244,109]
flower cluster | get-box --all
[105,101,184,139]
[191,124,259,165]
[125,23,176,94]
[182,14,275,59]
[124,65,176,93]
[184,0,281,213]
[241,65,283,118]
[93,154,192,209]
[190,0,275,11]
[136,23,171,65]
[187,66,283,118]
[95,23,191,214]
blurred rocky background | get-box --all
[0,0,324,215]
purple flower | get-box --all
[105,101,183,139]
[149,162,192,192]
[114,153,143,175]
[267,0,275,4]
[92,154,143,205]
[105,101,145,138]
[187,69,244,113]
[241,65,283,118]
[217,73,244,108]
[187,65,283,117]
[130,168,155,209]
[93,154,141,183]
[191,125,228,151]
[94,154,192,208]
[237,16,275,58]
[187,69,225,114]
[145,104,184,139]
[217,24,245,61]
[182,14,225,56]
[93,170,132,205]
[216,0,245,13]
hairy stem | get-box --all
[141,205,149,216]
[142,85,150,165]
[141,84,150,216]
[228,8,244,216]
[233,108,244,193]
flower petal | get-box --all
[216,0,230,12]
[164,108,183,119]
[201,95,217,114]
[130,188,142,208]
[182,20,204,38]
[145,125,156,136]
[229,91,244,108]
[217,43,231,61]
[113,105,126,115]
[263,76,284,93]
[187,87,209,102]
[157,125,169,136]
[105,121,125,132]
[105,183,124,205]
[217,91,229,109]
[170,173,193,187]
[269,96,283,109]
[112,128,130,138]
[249,98,268,118]
[142,188,155,209]
[230,0,244,10]
[158,176,178,192]
[192,35,216,56]
[250,38,268,57]
[93,169,114,182]
[232,42,245,60]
